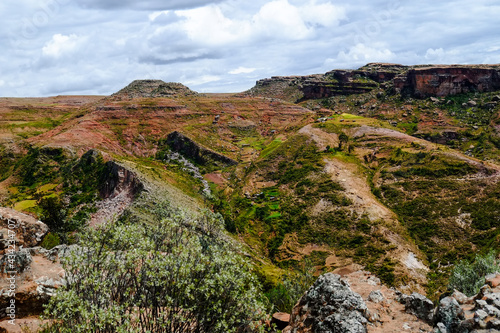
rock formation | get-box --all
[250,63,500,101]
[0,208,48,254]
[165,131,237,168]
[284,273,370,333]
[0,245,73,320]
[394,65,500,98]
[112,80,198,99]
[282,271,500,333]
[99,161,144,200]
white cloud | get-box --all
[300,0,346,27]
[1,0,499,97]
[177,5,250,45]
[335,43,395,65]
[229,67,256,75]
[42,34,80,58]
[252,0,310,40]
[184,74,221,86]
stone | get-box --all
[0,249,32,273]
[435,297,464,332]
[493,95,500,102]
[467,100,477,107]
[368,290,385,303]
[271,312,290,330]
[0,207,49,251]
[403,292,435,324]
[434,322,448,333]
[286,273,369,333]
[485,273,500,288]
[451,289,472,305]
[484,292,500,308]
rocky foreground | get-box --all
[277,270,500,333]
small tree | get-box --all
[448,250,499,296]
[43,203,266,332]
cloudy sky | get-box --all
[1,0,499,97]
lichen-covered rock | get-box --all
[367,290,384,303]
[435,297,464,332]
[401,292,435,324]
[284,273,369,333]
[0,249,32,273]
[0,207,48,252]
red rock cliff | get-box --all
[394,65,500,98]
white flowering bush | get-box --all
[42,203,266,332]
[448,250,499,296]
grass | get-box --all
[14,200,37,211]
[260,139,283,158]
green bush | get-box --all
[43,203,265,332]
[40,233,60,250]
[265,261,316,313]
[448,250,500,296]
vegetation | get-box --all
[42,203,266,333]
[448,250,500,296]
[265,260,316,313]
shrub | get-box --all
[43,203,266,332]
[265,261,315,313]
[40,233,60,250]
[448,250,500,296]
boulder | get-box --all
[485,273,500,288]
[367,290,385,303]
[435,297,464,332]
[401,292,435,324]
[0,207,48,252]
[0,249,32,273]
[271,312,290,330]
[284,273,369,333]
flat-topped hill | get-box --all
[249,63,500,102]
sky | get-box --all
[1,0,500,97]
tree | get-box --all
[338,132,349,151]
[42,203,266,332]
[38,196,66,231]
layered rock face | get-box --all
[250,63,403,102]
[165,131,237,167]
[394,65,500,98]
[250,63,500,101]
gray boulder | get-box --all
[435,297,464,332]
[401,292,435,324]
[285,273,369,333]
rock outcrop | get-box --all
[112,80,198,99]
[0,208,48,253]
[0,245,73,320]
[165,131,237,168]
[249,63,500,101]
[394,65,500,98]
[282,271,500,333]
[99,161,144,200]
[284,273,370,333]
[249,63,403,103]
